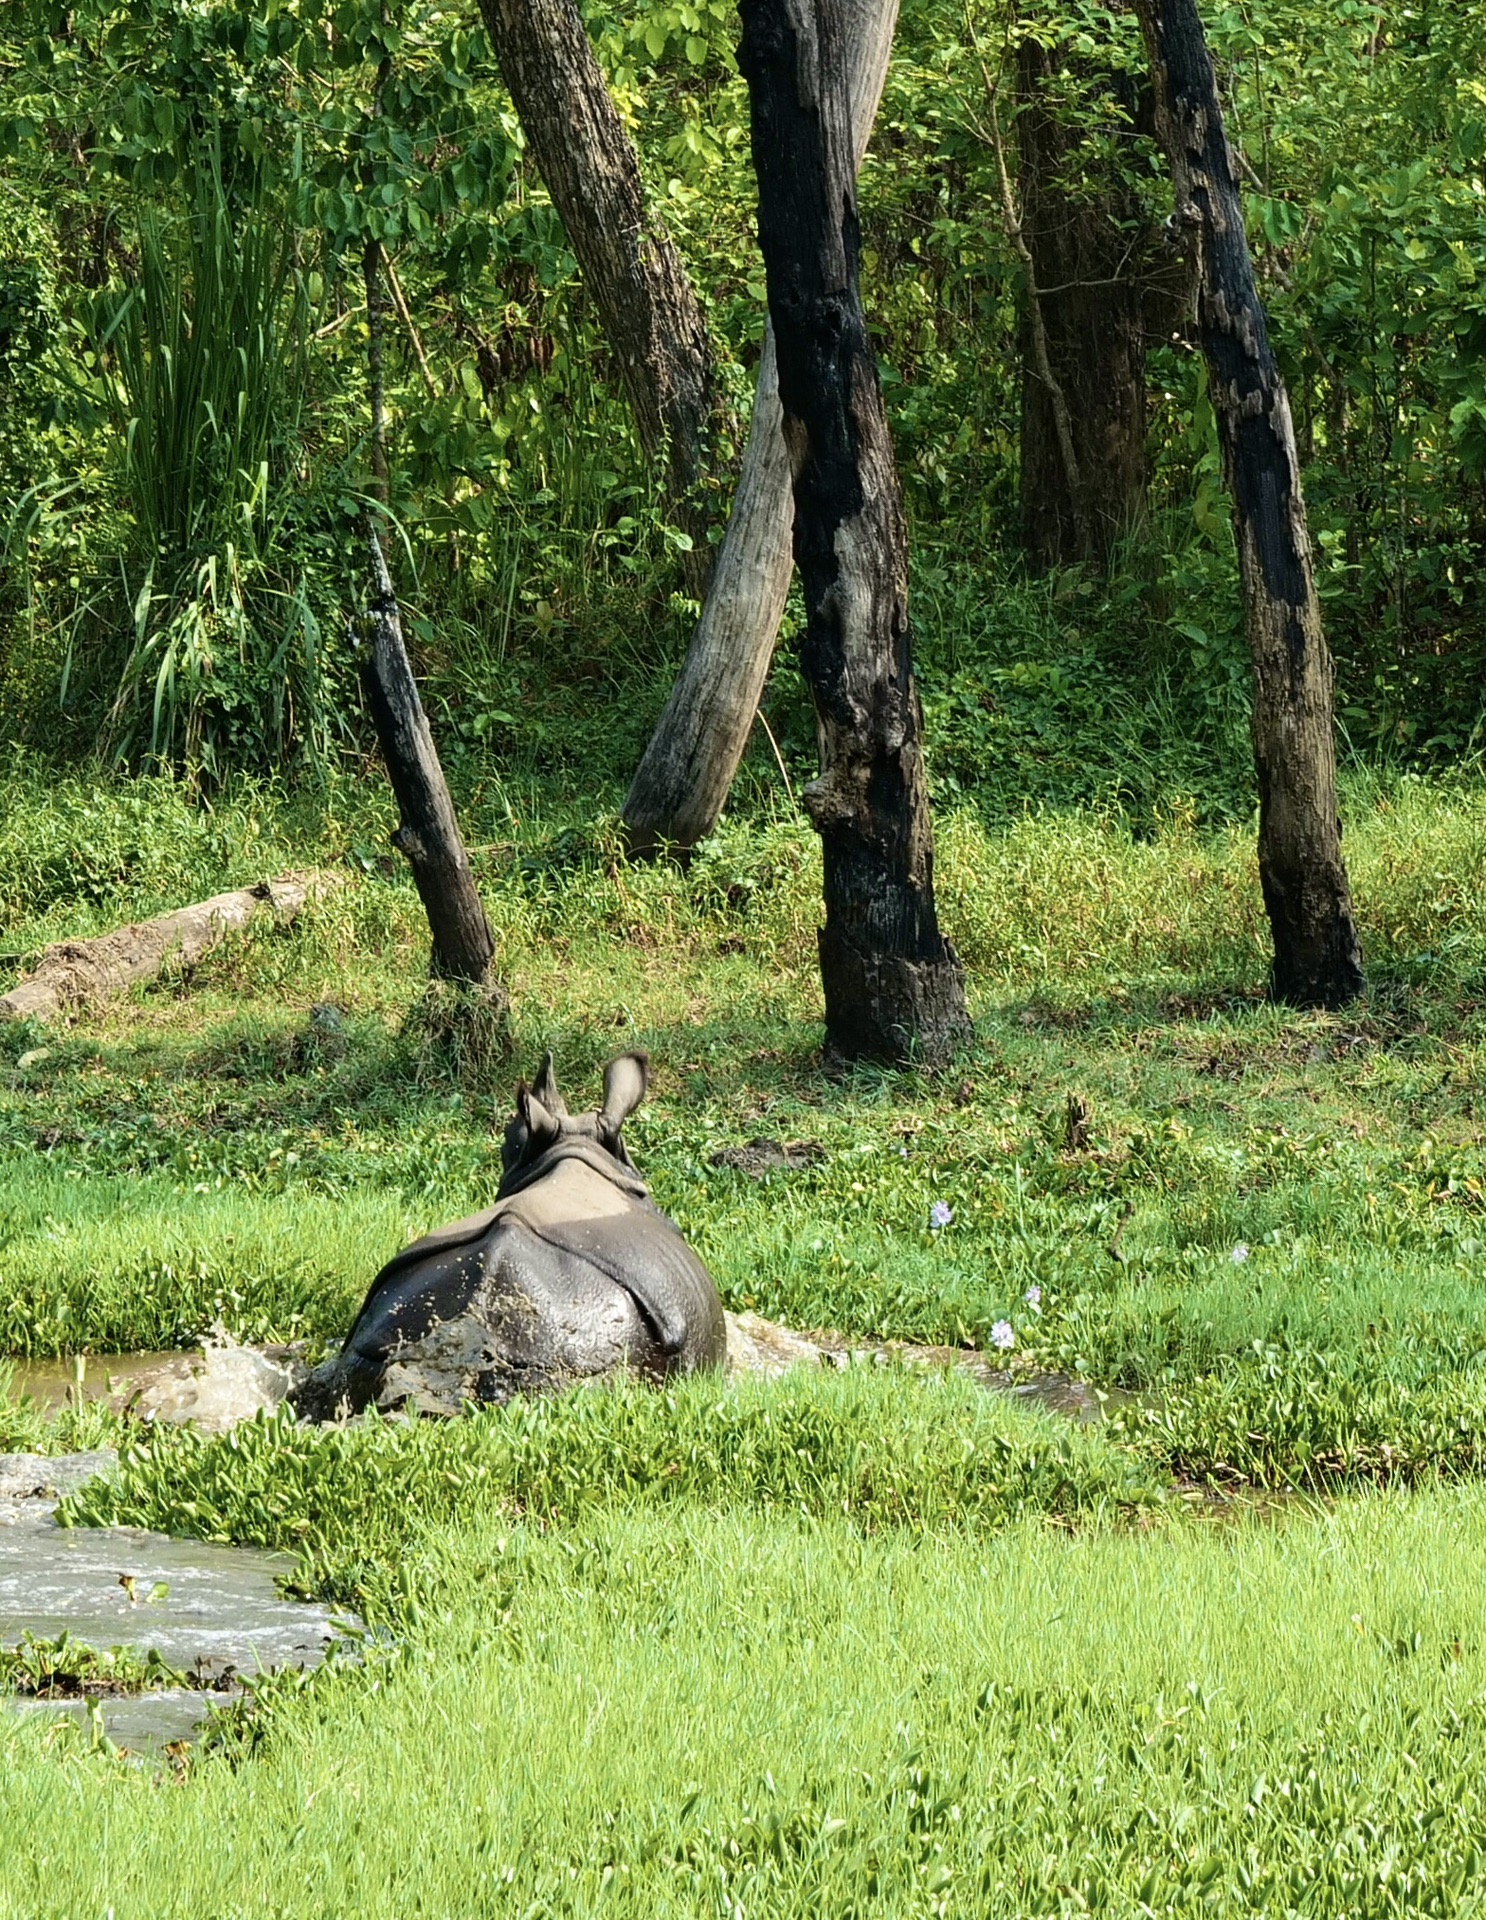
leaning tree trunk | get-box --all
[1012,36,1181,570]
[360,233,502,995]
[622,0,898,857]
[738,0,970,1064]
[358,522,501,988]
[478,0,723,597]
[1134,0,1363,1008]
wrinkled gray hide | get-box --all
[294,1051,726,1419]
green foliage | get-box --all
[0,1632,184,1698]
[0,756,307,938]
[12,1498,1486,1913]
[64,1370,1162,1606]
[3,767,1486,1900]
[2,0,1482,779]
[90,162,331,774]
[1112,1342,1486,1489]
[1215,0,1486,755]
[6,770,1486,1494]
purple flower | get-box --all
[1024,1286,1042,1311]
[990,1319,1015,1351]
[1230,1243,1250,1265]
[929,1201,954,1230]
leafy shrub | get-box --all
[1111,1339,1486,1489]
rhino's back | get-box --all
[521,1204,726,1370]
[352,1217,653,1404]
[296,1158,726,1417]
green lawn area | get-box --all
[7,1491,1486,1915]
[3,766,1486,1915]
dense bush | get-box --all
[0,0,1481,789]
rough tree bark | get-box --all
[1011,37,1183,570]
[360,232,501,994]
[477,0,722,596]
[1134,0,1363,1008]
[738,0,971,1064]
[358,520,501,988]
[622,0,897,858]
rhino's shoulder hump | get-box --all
[501,1158,641,1233]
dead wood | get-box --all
[0,872,333,1024]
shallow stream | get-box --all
[0,1451,348,1751]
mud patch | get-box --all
[11,1329,304,1433]
[725,1312,1123,1421]
[709,1139,827,1179]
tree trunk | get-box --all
[622,0,897,858]
[360,233,502,995]
[1013,38,1176,570]
[358,526,501,989]
[738,0,971,1065]
[1134,0,1363,1008]
[477,0,722,596]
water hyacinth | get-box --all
[1024,1286,1042,1311]
[990,1320,1015,1351]
[929,1201,953,1230]
[1230,1244,1250,1264]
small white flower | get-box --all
[990,1319,1015,1351]
[930,1201,953,1230]
[1024,1286,1042,1311]
[1230,1243,1250,1264]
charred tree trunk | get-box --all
[1013,38,1177,570]
[360,235,501,995]
[1135,0,1363,1008]
[477,0,723,596]
[738,0,970,1064]
[622,0,897,858]
[358,526,500,988]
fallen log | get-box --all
[0,871,332,1024]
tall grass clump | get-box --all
[87,160,332,777]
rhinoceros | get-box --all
[293,1051,727,1419]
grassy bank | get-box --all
[7,1492,1486,1915]
[3,765,1486,1913]
[4,767,1486,1480]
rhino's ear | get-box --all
[531,1051,568,1118]
[600,1050,650,1132]
[518,1083,560,1148]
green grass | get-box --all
[61,1370,1164,1610]
[4,765,1486,1913]
[5,765,1486,1479]
[9,1493,1486,1915]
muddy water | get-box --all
[1,1322,1111,1748]
[13,1326,1123,1424]
[0,1454,349,1751]
[724,1313,1127,1422]
[8,1351,189,1412]
[10,1337,303,1432]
